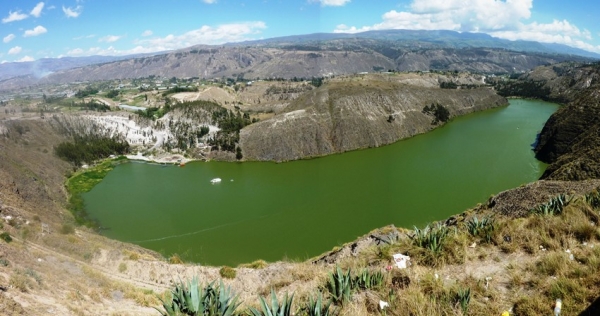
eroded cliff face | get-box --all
[504,62,600,181]
[240,78,507,161]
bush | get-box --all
[219,266,236,279]
[0,232,12,243]
[60,223,75,235]
[168,254,184,264]
[422,103,450,124]
[239,260,268,269]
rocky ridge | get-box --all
[497,62,600,180]
[240,75,506,161]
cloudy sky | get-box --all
[1,0,599,63]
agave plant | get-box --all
[584,190,600,209]
[156,277,240,316]
[530,194,571,216]
[300,292,338,316]
[352,269,384,290]
[248,290,294,316]
[409,223,449,254]
[326,266,352,305]
[466,216,495,243]
[455,287,471,315]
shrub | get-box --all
[248,290,294,316]
[168,254,184,264]
[9,272,31,292]
[157,278,240,316]
[219,266,236,279]
[239,260,268,269]
[0,232,12,243]
[60,223,75,235]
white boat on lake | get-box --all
[210,178,222,184]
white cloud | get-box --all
[312,0,350,6]
[334,0,600,53]
[2,10,28,23]
[30,2,45,18]
[67,45,153,57]
[203,0,217,3]
[141,30,153,37]
[73,34,95,40]
[62,5,82,18]
[66,22,267,57]
[133,21,267,51]
[16,55,34,62]
[8,46,22,55]
[24,25,47,37]
[99,35,122,43]
[490,20,600,53]
[3,34,15,43]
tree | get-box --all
[106,90,119,98]
[423,103,450,124]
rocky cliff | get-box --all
[499,62,600,180]
[240,76,506,161]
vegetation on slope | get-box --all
[64,158,127,227]
[154,189,600,315]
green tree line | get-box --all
[55,135,129,166]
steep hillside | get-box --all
[494,62,600,181]
[1,120,600,315]
[2,29,598,87]
[1,78,600,315]
[1,38,592,91]
[240,74,506,161]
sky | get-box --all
[1,0,600,63]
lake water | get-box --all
[83,99,559,266]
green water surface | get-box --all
[83,99,559,265]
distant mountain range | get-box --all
[235,29,600,59]
[0,29,597,90]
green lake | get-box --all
[83,99,559,266]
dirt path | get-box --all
[13,236,170,293]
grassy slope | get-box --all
[1,83,600,314]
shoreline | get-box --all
[124,152,203,165]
